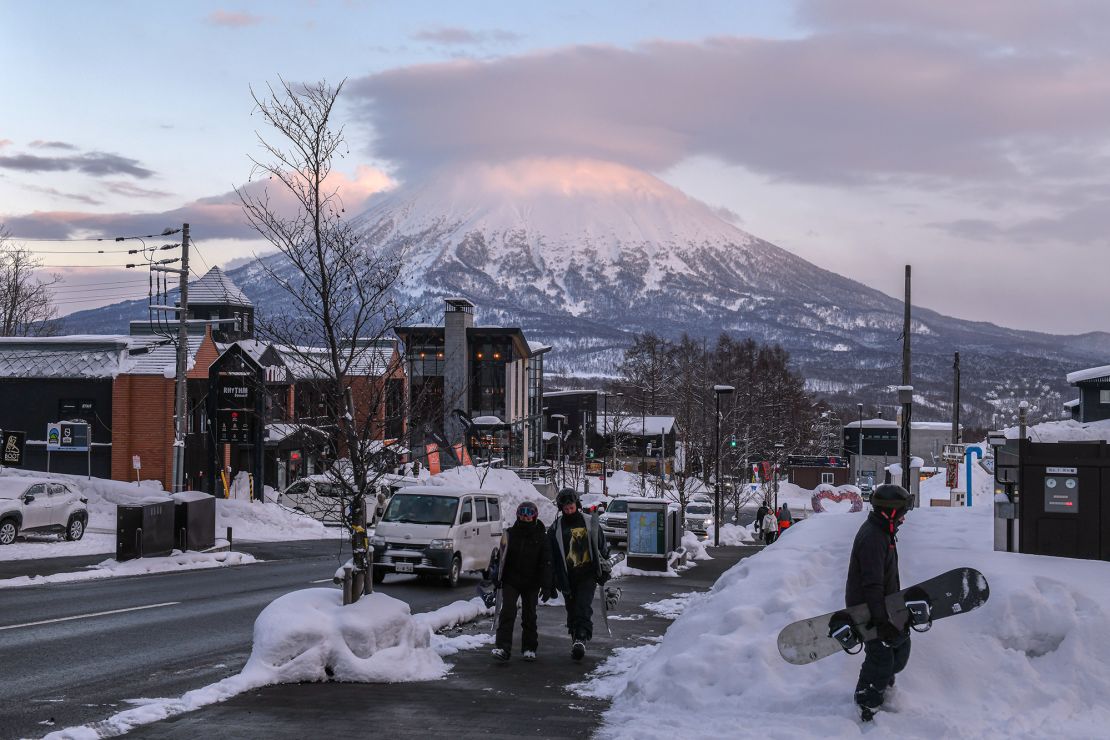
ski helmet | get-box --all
[517,501,538,518]
[871,484,911,512]
[556,488,579,508]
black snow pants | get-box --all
[495,583,540,653]
[855,632,911,707]
[563,575,596,641]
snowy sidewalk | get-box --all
[127,546,758,740]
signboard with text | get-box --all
[46,421,90,452]
[1,431,25,466]
[216,374,256,445]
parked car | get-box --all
[599,497,631,545]
[278,473,418,527]
[370,487,502,587]
[0,477,89,545]
[683,502,714,535]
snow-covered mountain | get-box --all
[64,158,1106,424]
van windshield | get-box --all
[382,494,459,525]
[686,504,712,515]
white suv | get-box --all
[0,477,89,545]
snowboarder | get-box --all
[548,488,610,661]
[761,508,778,545]
[491,501,554,662]
[846,483,912,719]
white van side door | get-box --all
[457,496,479,570]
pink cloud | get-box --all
[205,10,264,28]
[2,166,393,241]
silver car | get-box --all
[0,477,89,545]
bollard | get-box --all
[226,526,233,550]
[342,565,353,606]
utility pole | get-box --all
[900,265,912,496]
[951,351,961,444]
[171,223,190,493]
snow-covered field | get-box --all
[600,462,1110,738]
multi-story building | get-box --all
[395,298,549,468]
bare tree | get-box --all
[0,228,60,336]
[239,78,416,602]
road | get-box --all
[0,540,481,740]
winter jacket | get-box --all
[496,519,553,593]
[761,512,779,533]
[755,505,769,531]
[547,509,609,593]
[779,504,793,525]
[844,511,901,622]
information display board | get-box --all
[627,505,666,556]
[46,421,90,452]
[1044,474,1079,513]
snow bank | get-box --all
[602,482,1110,738]
[0,550,255,589]
[715,522,756,545]
[427,466,557,525]
[414,596,492,632]
[681,531,712,560]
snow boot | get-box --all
[855,683,884,721]
[522,650,537,662]
[491,648,510,661]
[571,641,585,660]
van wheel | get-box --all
[0,518,16,545]
[444,555,461,588]
[66,514,86,541]
[372,568,386,585]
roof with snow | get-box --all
[0,335,203,379]
[1002,417,1110,443]
[1066,364,1110,385]
[276,341,396,379]
[1064,399,1080,409]
[844,419,956,431]
[187,266,251,307]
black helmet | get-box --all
[556,488,579,507]
[871,484,911,511]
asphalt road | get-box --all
[0,540,482,740]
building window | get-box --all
[821,472,835,484]
[1100,390,1110,405]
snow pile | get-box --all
[427,466,557,525]
[214,496,339,541]
[414,596,493,632]
[601,489,1110,738]
[681,531,713,560]
[241,588,446,684]
[714,522,756,545]
[569,642,660,699]
[612,559,678,578]
[641,592,704,619]
[0,549,255,589]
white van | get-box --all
[370,486,502,587]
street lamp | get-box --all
[551,413,567,487]
[712,384,735,546]
[856,403,864,485]
[600,391,623,496]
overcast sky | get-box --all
[2,0,1109,334]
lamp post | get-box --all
[856,402,864,485]
[712,384,735,546]
[898,385,913,499]
[551,413,566,488]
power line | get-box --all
[29,244,179,255]
[188,235,212,273]
[6,229,182,243]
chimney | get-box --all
[443,298,475,442]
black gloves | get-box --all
[867,617,903,643]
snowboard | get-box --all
[777,567,990,666]
[476,549,502,634]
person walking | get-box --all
[755,500,769,537]
[761,507,778,545]
[846,483,912,720]
[548,488,610,661]
[778,502,793,533]
[491,501,554,662]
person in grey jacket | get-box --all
[547,488,609,660]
